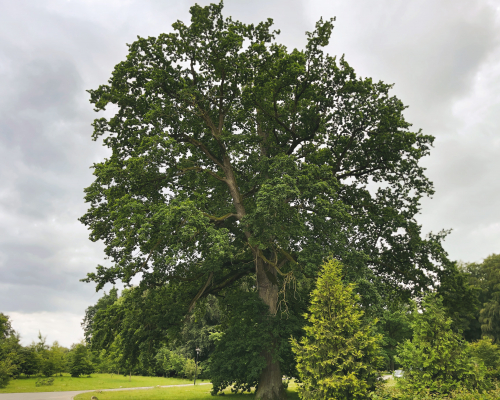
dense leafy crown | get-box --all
[81,2,445,311]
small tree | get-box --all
[49,342,68,376]
[18,346,41,377]
[291,259,383,400]
[69,344,94,377]
[396,294,488,395]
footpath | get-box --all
[0,382,212,400]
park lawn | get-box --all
[0,373,195,393]
[75,382,300,400]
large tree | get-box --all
[81,3,447,399]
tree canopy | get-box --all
[80,2,448,398]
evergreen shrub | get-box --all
[396,294,488,396]
[291,259,383,400]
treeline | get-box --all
[81,287,219,380]
[0,315,95,388]
[79,255,500,389]
[0,311,202,390]
[378,253,500,371]
[2,254,500,396]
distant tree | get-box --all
[40,357,56,378]
[477,255,500,342]
[437,262,481,339]
[18,346,41,377]
[291,259,383,400]
[0,313,18,388]
[460,254,500,342]
[0,313,14,339]
[396,294,488,395]
[69,343,94,377]
[34,332,49,353]
[155,347,188,377]
[48,341,68,376]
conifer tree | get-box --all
[291,259,382,400]
[396,294,488,395]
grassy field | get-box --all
[0,373,195,393]
[74,382,301,400]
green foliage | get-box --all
[208,290,271,394]
[0,314,14,339]
[69,343,95,377]
[35,377,54,387]
[80,0,448,330]
[49,341,69,376]
[370,384,500,400]
[0,359,13,389]
[18,346,41,377]
[40,357,56,377]
[183,358,198,380]
[82,288,119,345]
[0,313,21,387]
[476,255,500,343]
[377,304,413,371]
[437,262,481,339]
[80,1,449,393]
[291,259,383,400]
[396,294,488,395]
[459,254,500,342]
[155,347,189,377]
[470,338,500,380]
[176,295,222,362]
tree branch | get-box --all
[188,272,213,312]
[202,212,238,222]
[176,165,227,183]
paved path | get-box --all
[0,383,212,400]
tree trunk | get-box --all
[255,258,286,400]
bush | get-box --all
[396,294,488,396]
[184,358,200,380]
[470,338,500,379]
[291,259,383,400]
[370,383,500,399]
[35,377,54,387]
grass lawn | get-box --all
[74,382,301,400]
[0,373,195,393]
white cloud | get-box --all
[7,311,84,348]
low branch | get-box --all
[203,212,238,222]
[208,266,254,294]
[176,166,227,183]
[188,272,214,313]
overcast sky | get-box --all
[1,0,499,347]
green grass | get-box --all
[0,373,195,393]
[74,382,300,400]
